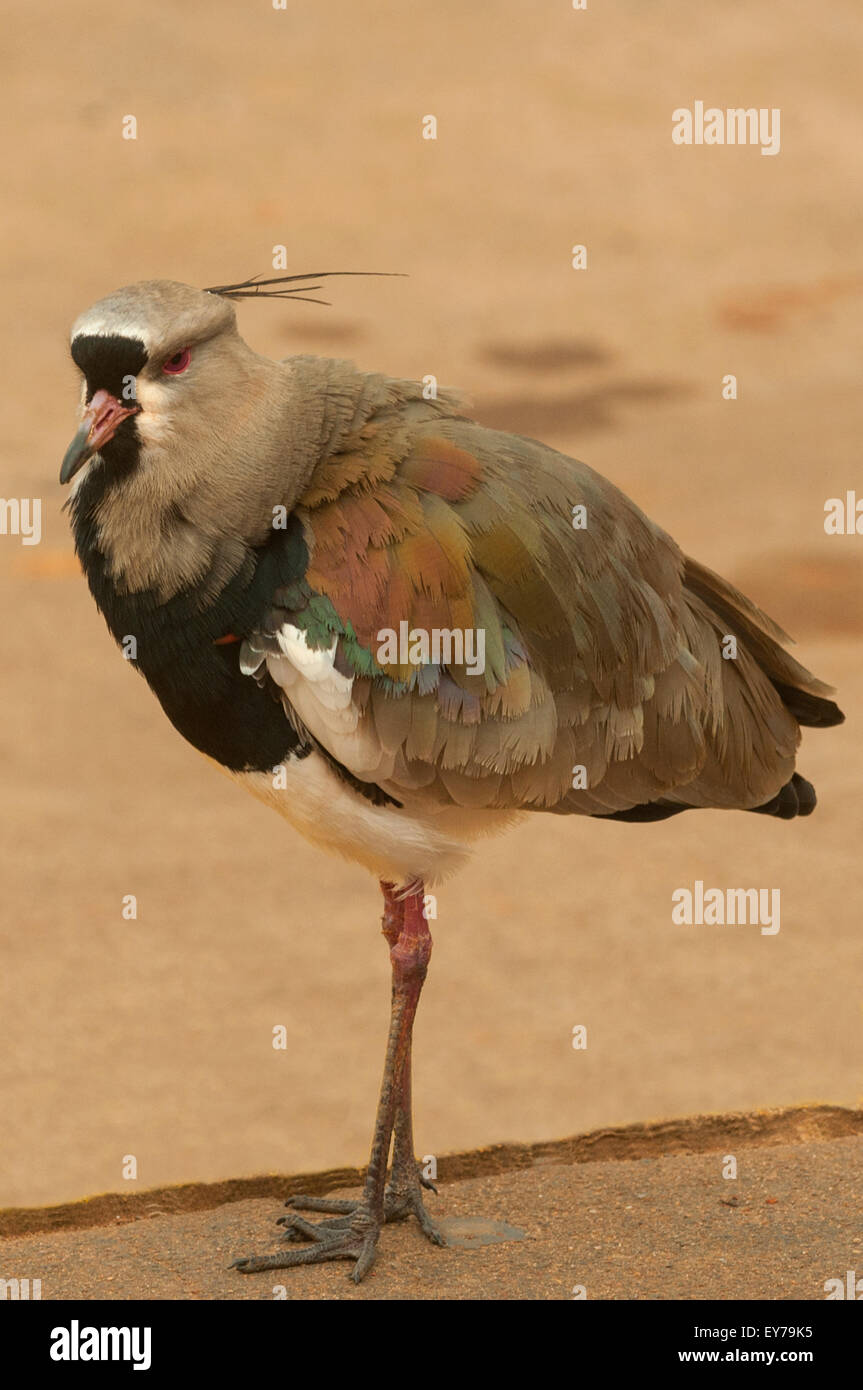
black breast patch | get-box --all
[70,499,311,772]
[69,500,400,808]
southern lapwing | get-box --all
[61,275,844,1283]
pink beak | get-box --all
[60,389,140,483]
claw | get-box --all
[232,1179,444,1281]
[284,1195,357,1216]
[231,1197,382,1276]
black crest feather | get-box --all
[204,271,404,307]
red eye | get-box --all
[162,346,191,375]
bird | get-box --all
[60,273,844,1284]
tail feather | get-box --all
[771,680,845,729]
[684,556,845,727]
[751,772,817,819]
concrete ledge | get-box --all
[2,1105,861,1299]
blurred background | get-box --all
[1,0,861,1207]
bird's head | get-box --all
[60,271,399,594]
[60,271,397,497]
[60,280,251,488]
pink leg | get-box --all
[232,879,444,1284]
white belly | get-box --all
[218,749,521,886]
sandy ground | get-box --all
[3,1108,861,1300]
[1,0,862,1258]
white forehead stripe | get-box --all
[69,280,237,360]
[71,318,154,353]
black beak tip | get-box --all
[59,427,94,485]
